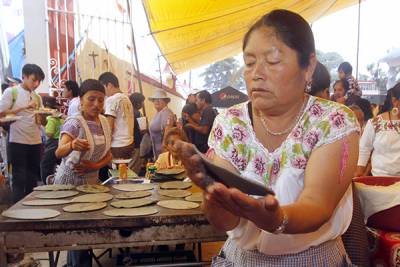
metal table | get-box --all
[0,185,226,267]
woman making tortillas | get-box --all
[176,10,360,266]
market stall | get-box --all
[0,182,226,267]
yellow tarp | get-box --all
[143,0,360,74]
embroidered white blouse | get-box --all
[358,116,400,176]
[208,96,359,255]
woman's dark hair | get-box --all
[98,72,119,88]
[22,63,45,81]
[182,103,198,116]
[379,88,393,114]
[310,61,330,95]
[391,82,400,100]
[353,97,373,122]
[197,90,212,104]
[64,80,80,97]
[338,62,353,75]
[243,9,315,68]
[129,92,145,109]
[333,79,350,93]
[79,79,105,97]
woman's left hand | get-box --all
[206,182,284,232]
[73,160,98,175]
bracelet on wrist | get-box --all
[272,208,288,235]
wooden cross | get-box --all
[88,51,99,69]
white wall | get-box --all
[23,0,50,94]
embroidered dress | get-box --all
[54,115,111,185]
[208,96,359,264]
[358,115,400,176]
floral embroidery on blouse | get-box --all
[372,116,400,133]
[208,96,359,186]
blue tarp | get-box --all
[8,30,25,78]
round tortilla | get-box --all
[35,190,79,199]
[111,198,155,208]
[158,189,191,198]
[156,168,185,176]
[1,208,60,220]
[22,199,71,206]
[34,184,75,191]
[185,192,203,202]
[115,191,152,199]
[76,184,110,193]
[157,200,199,210]
[113,184,154,192]
[63,202,107,213]
[71,193,113,203]
[160,181,192,190]
[103,206,158,217]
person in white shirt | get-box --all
[62,80,80,116]
[99,72,134,159]
[0,64,45,202]
[356,82,400,177]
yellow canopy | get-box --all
[143,0,360,74]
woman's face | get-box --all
[165,134,180,156]
[153,99,167,112]
[80,90,105,119]
[62,86,72,99]
[334,82,345,99]
[243,26,315,113]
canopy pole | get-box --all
[356,0,361,80]
[126,0,146,116]
[157,55,163,88]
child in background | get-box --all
[155,127,188,170]
[40,97,65,184]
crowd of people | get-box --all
[0,8,399,267]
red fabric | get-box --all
[368,227,400,267]
[354,176,400,232]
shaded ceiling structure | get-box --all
[142,0,361,74]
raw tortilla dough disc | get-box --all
[157,200,199,210]
[156,168,185,176]
[111,198,155,208]
[1,208,60,220]
[71,193,113,203]
[160,181,192,190]
[22,199,71,206]
[115,191,152,199]
[184,192,203,202]
[113,184,154,192]
[34,184,75,191]
[103,206,158,217]
[35,190,79,199]
[63,202,107,213]
[76,184,110,193]
[158,189,191,198]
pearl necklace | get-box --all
[259,96,308,136]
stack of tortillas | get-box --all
[34,184,75,191]
[110,198,155,208]
[63,202,107,213]
[158,189,191,198]
[157,200,199,210]
[76,184,110,193]
[22,199,71,206]
[115,191,152,199]
[35,191,79,199]
[160,181,192,190]
[71,193,113,203]
[103,206,158,217]
[185,192,203,202]
[2,208,60,219]
[113,184,153,192]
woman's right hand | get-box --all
[71,138,90,152]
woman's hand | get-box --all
[71,138,90,152]
[73,160,98,175]
[206,182,284,232]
